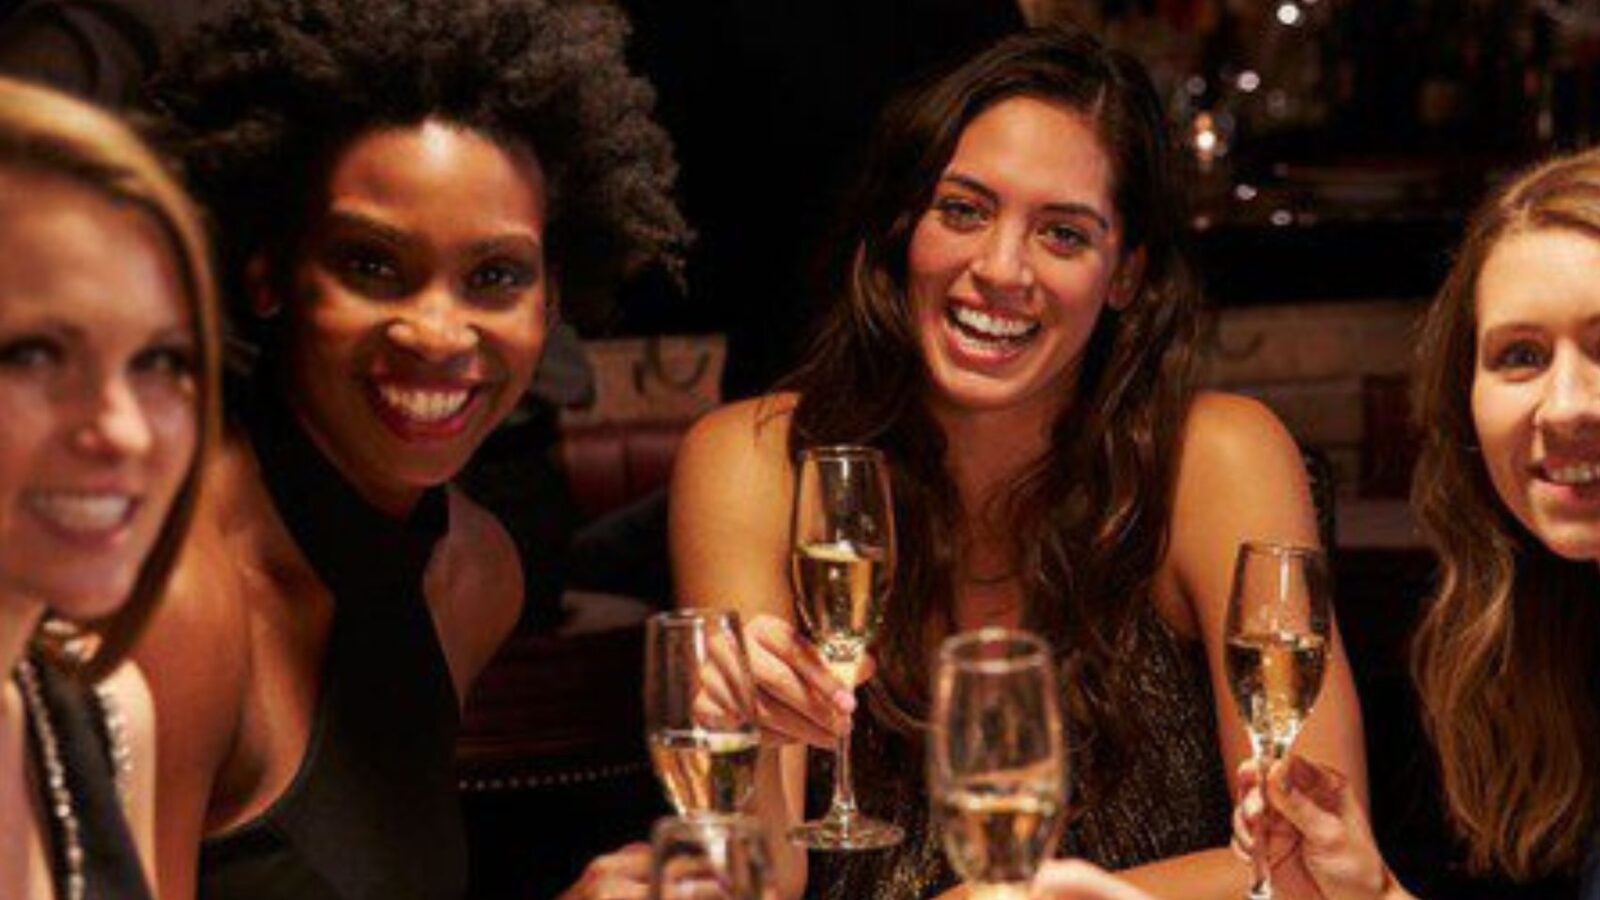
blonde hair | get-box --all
[0,77,222,678]
[1412,147,1600,878]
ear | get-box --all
[245,253,281,318]
[1109,247,1146,312]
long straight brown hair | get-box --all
[1412,148,1600,878]
[785,25,1200,798]
[0,77,223,679]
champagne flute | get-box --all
[649,814,773,900]
[645,609,761,815]
[1223,541,1332,900]
[787,445,901,849]
[930,628,1066,900]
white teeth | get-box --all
[1548,463,1600,486]
[27,492,134,533]
[949,305,1038,341]
[376,385,471,423]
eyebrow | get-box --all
[323,210,542,258]
[940,173,1113,233]
[323,210,414,247]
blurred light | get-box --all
[1234,183,1258,202]
[1185,75,1207,97]
[1270,209,1294,227]
[1237,70,1261,93]
[1195,129,1218,153]
[1277,2,1303,25]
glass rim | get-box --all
[647,607,743,629]
[1237,539,1325,560]
[650,811,765,838]
[937,627,1051,671]
[798,444,886,462]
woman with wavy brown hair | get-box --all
[670,24,1366,899]
[1234,148,1600,899]
[0,75,222,899]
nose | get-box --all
[385,284,480,362]
[969,221,1034,299]
[71,374,153,460]
[1536,348,1600,437]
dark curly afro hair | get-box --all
[149,0,687,334]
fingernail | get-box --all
[834,689,857,714]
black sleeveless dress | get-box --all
[24,654,153,900]
[197,398,467,900]
[804,606,1232,899]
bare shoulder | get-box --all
[1167,391,1319,608]
[676,393,797,474]
[670,394,798,617]
[1177,391,1305,474]
[427,488,522,693]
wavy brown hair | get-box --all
[785,25,1199,799]
[0,76,223,679]
[1411,148,1600,879]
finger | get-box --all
[746,636,852,740]
[755,690,840,748]
[1234,759,1263,794]
[748,615,855,705]
[1265,760,1357,850]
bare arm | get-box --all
[1112,392,1367,899]
[668,395,814,900]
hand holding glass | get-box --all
[1223,541,1332,900]
[930,628,1066,900]
[787,445,900,849]
[645,609,761,815]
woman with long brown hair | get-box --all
[1235,148,1600,898]
[670,24,1366,898]
[0,76,222,899]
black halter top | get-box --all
[25,653,153,900]
[197,396,466,900]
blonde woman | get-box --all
[0,76,221,900]
[1237,148,1600,898]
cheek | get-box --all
[906,222,963,299]
[142,395,199,492]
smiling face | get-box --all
[908,95,1133,421]
[1471,226,1600,561]
[0,168,199,622]
[280,120,549,514]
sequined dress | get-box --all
[804,606,1232,899]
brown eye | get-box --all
[330,242,405,296]
[466,258,536,293]
[0,337,62,370]
[933,196,987,231]
[1489,341,1548,373]
[133,344,196,379]
[1039,223,1088,255]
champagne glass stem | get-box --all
[1247,749,1274,900]
[828,718,859,823]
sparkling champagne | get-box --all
[648,728,760,814]
[791,540,889,681]
[937,781,1063,888]
[1225,631,1328,757]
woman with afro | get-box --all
[135,1,686,897]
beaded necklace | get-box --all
[15,656,86,900]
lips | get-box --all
[941,301,1040,366]
[367,379,486,440]
[25,491,138,540]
